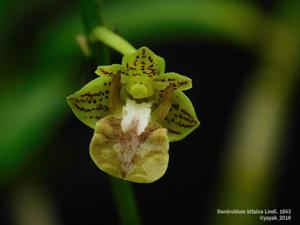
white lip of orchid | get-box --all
[121,99,152,135]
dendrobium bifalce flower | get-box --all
[67,47,199,183]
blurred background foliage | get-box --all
[0,0,299,225]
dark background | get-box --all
[0,1,299,225]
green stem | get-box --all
[91,26,136,55]
[110,178,142,225]
[78,1,141,225]
[79,0,109,64]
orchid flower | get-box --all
[67,47,199,183]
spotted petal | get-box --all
[67,77,112,129]
[153,72,192,91]
[159,90,199,142]
[90,116,169,183]
[95,64,124,78]
[122,47,165,77]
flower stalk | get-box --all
[91,26,136,55]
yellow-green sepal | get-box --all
[67,77,111,129]
[153,72,192,91]
[95,64,124,78]
[160,90,200,142]
[121,47,165,77]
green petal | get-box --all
[67,77,111,129]
[159,90,200,142]
[121,47,165,77]
[95,64,124,78]
[153,72,192,91]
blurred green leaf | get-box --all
[0,9,83,183]
[210,3,300,225]
[0,66,76,183]
[102,0,263,47]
